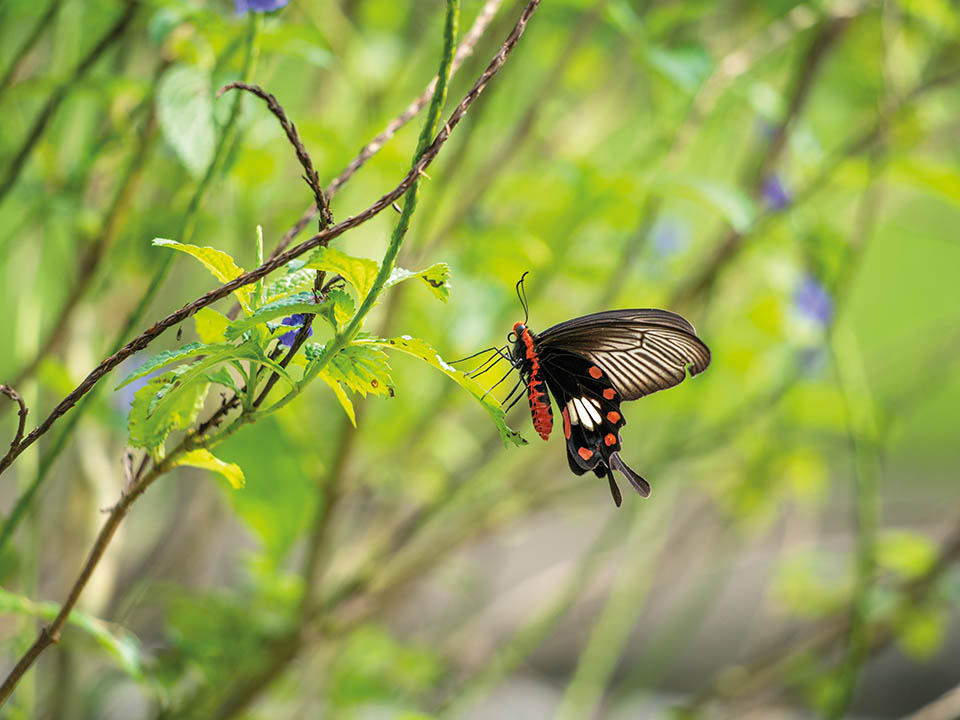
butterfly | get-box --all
[462,274,711,506]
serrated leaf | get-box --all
[324,344,395,398]
[359,336,527,447]
[262,264,317,305]
[204,366,241,394]
[195,307,230,343]
[157,64,215,178]
[317,289,356,330]
[319,371,356,426]
[224,292,317,339]
[385,262,451,302]
[116,342,234,389]
[128,374,184,455]
[153,239,253,312]
[174,448,245,489]
[305,246,379,299]
[0,588,146,682]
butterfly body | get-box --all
[508,309,710,506]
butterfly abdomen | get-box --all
[515,322,553,441]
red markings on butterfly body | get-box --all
[516,322,553,441]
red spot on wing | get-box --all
[561,407,571,439]
[578,447,594,460]
[588,366,602,379]
[603,388,616,400]
[604,433,617,446]
[607,411,621,423]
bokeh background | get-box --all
[1,0,960,718]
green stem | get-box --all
[0,15,262,556]
[249,0,460,419]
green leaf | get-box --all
[128,375,178,454]
[153,239,253,312]
[128,362,210,456]
[224,292,317,339]
[317,289,356,330]
[305,246,379,300]
[262,262,316,305]
[385,262,451,302]
[116,342,233,389]
[195,307,231,343]
[0,588,146,682]
[319,370,356,426]
[157,64,215,178]
[651,174,756,232]
[321,344,395,398]
[174,448,245,489]
[358,336,527,447]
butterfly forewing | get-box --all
[537,309,710,401]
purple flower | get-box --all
[794,275,832,327]
[279,314,313,347]
[762,175,791,211]
[650,217,689,258]
[235,0,289,14]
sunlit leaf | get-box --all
[153,239,253,312]
[317,289,356,330]
[358,336,527,447]
[174,448,246,489]
[195,307,231,343]
[305,246,379,300]
[385,262,451,302]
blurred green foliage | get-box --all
[1,0,960,718]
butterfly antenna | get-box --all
[516,271,530,325]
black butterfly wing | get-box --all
[535,309,709,505]
[539,350,650,506]
[536,309,710,401]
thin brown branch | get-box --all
[0,385,28,466]
[0,0,137,204]
[266,0,503,262]
[218,82,333,228]
[0,0,539,479]
[0,1,544,703]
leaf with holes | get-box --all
[153,239,253,312]
[174,449,245,489]
[306,343,394,399]
[359,336,526,447]
[304,246,379,300]
[385,262,451,302]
